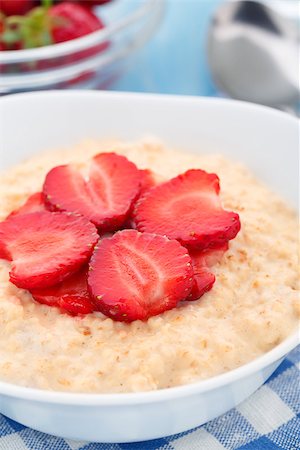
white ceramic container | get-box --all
[0,91,298,443]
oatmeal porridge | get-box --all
[0,139,298,393]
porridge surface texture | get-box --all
[0,139,298,393]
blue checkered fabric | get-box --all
[0,346,299,450]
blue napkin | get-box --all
[0,345,299,450]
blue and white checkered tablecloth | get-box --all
[0,345,299,450]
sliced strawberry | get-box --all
[59,295,95,315]
[123,170,164,230]
[31,267,95,315]
[133,169,241,250]
[0,238,10,260]
[0,211,98,289]
[88,230,194,322]
[139,169,164,196]
[1,193,45,259]
[43,152,141,231]
[8,192,45,218]
[187,244,228,301]
[188,267,215,301]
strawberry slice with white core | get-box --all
[43,152,141,231]
[7,192,45,218]
[31,267,95,315]
[187,243,228,301]
[88,230,194,322]
[133,169,241,250]
[0,211,98,289]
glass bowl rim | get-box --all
[0,0,161,64]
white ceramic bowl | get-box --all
[0,91,298,443]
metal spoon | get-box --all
[207,0,299,110]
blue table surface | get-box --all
[108,0,221,96]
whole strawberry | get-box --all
[36,0,112,5]
[49,2,104,44]
[79,0,112,6]
[0,16,5,50]
[0,0,34,16]
[0,1,104,50]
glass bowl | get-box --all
[0,0,164,94]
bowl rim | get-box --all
[0,90,298,406]
[1,89,299,124]
[0,0,162,64]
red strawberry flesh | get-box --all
[49,2,104,44]
[139,169,163,196]
[31,267,94,315]
[79,0,112,6]
[0,211,98,289]
[124,169,164,229]
[0,0,34,16]
[188,243,228,301]
[133,169,241,249]
[59,295,94,315]
[88,230,194,322]
[43,152,141,231]
[7,192,45,219]
[189,268,216,301]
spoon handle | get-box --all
[278,104,300,117]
